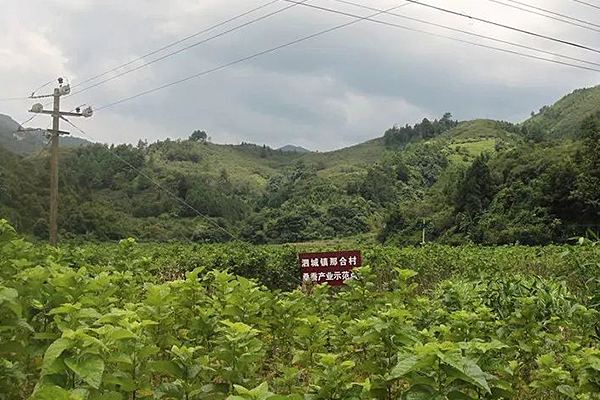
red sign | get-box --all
[299,250,361,286]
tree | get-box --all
[190,130,208,142]
[420,118,435,140]
[572,115,600,219]
[453,154,494,215]
[360,164,397,205]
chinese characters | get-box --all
[298,250,361,286]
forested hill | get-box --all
[524,84,600,139]
[2,83,600,244]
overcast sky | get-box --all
[1,0,599,151]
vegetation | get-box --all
[1,220,600,399]
[2,85,600,246]
[524,85,600,139]
[383,113,459,148]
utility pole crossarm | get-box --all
[29,109,88,118]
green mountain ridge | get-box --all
[524,84,600,139]
[1,83,600,244]
[278,144,311,153]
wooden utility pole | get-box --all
[29,77,93,246]
[49,88,60,246]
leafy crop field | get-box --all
[1,220,600,400]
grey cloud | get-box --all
[1,0,599,151]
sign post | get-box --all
[299,250,361,286]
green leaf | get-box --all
[439,350,490,394]
[447,390,477,400]
[42,338,73,375]
[29,385,71,400]
[90,393,123,400]
[389,355,419,379]
[0,286,18,303]
[147,360,184,378]
[233,385,254,396]
[401,384,436,400]
[108,328,135,342]
[103,374,136,391]
[65,355,105,389]
[462,359,491,394]
[557,385,577,399]
[77,308,103,319]
[155,382,184,399]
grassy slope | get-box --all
[144,138,389,192]
[435,119,522,165]
[304,138,388,182]
[524,84,600,138]
[154,143,295,191]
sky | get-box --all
[1,0,600,151]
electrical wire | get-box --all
[61,118,304,283]
[61,117,243,242]
[62,120,308,284]
[485,0,600,33]
[15,115,39,131]
[571,0,600,11]
[0,79,55,101]
[94,2,413,112]
[0,97,30,102]
[404,0,600,55]
[72,0,283,89]
[93,0,600,115]
[65,0,309,101]
[31,80,54,97]
[327,0,600,68]
[505,0,600,29]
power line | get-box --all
[72,0,282,89]
[61,118,304,284]
[14,115,39,131]
[485,0,600,33]
[92,0,600,114]
[327,0,600,68]
[94,2,413,112]
[277,1,600,72]
[404,0,600,55]
[0,97,30,102]
[63,121,307,285]
[505,0,600,29]
[571,0,600,11]
[0,79,55,102]
[31,80,55,97]
[65,0,309,101]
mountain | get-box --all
[278,144,311,153]
[0,114,91,154]
[524,85,600,138]
[1,83,600,245]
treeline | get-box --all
[383,112,459,148]
[3,111,600,246]
[380,115,600,245]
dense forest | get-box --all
[2,84,600,245]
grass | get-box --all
[449,138,497,156]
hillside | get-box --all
[278,144,311,153]
[0,113,91,154]
[2,83,600,244]
[524,84,600,138]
